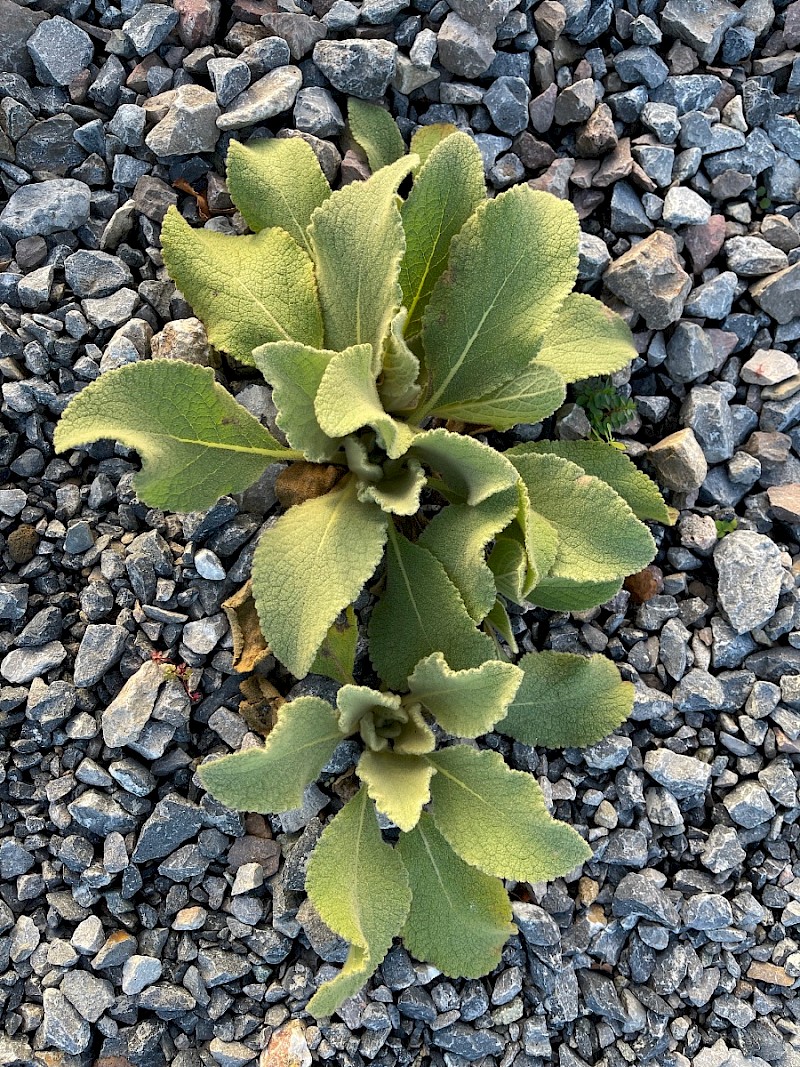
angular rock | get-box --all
[41,989,90,1055]
[217,66,302,131]
[662,186,711,227]
[741,348,799,385]
[714,531,784,634]
[0,180,91,242]
[1,642,67,685]
[751,263,800,325]
[312,39,397,97]
[73,624,127,688]
[681,386,735,463]
[683,271,738,319]
[644,749,712,799]
[665,321,715,384]
[604,231,691,329]
[726,236,789,276]
[661,0,743,62]
[723,780,776,827]
[146,85,221,154]
[27,16,92,86]
[103,659,165,749]
[648,429,708,490]
[124,3,180,56]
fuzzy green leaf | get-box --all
[511,452,655,586]
[253,340,337,462]
[356,460,427,517]
[485,599,518,654]
[410,428,518,506]
[399,813,514,978]
[419,488,518,622]
[534,293,636,383]
[400,131,485,340]
[315,343,415,460]
[428,746,591,882]
[225,137,330,254]
[378,309,422,413]
[528,575,623,612]
[508,439,671,524]
[55,361,295,512]
[408,653,522,738]
[337,685,402,737]
[512,481,559,597]
[488,536,527,603]
[499,650,634,749]
[431,362,567,431]
[356,751,435,831]
[252,478,388,678]
[308,156,415,354]
[306,787,411,1018]
[348,99,406,172]
[369,527,496,690]
[161,207,323,365]
[409,124,458,169]
[198,696,340,813]
[311,606,359,685]
[416,186,579,418]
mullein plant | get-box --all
[55,100,672,1016]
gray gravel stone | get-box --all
[146,85,221,154]
[1,641,67,685]
[73,624,127,688]
[41,989,90,1055]
[649,428,708,490]
[65,250,133,299]
[665,321,715,384]
[437,14,495,77]
[644,749,712,799]
[681,386,735,463]
[723,780,776,827]
[102,659,164,748]
[132,793,205,862]
[613,872,681,926]
[124,3,180,56]
[207,58,251,107]
[714,531,784,634]
[122,954,163,995]
[313,39,397,98]
[293,86,344,138]
[484,76,530,136]
[217,67,302,132]
[684,271,738,319]
[27,16,92,86]
[0,180,91,241]
[0,582,27,622]
[60,971,115,1024]
[726,236,789,276]
[604,230,691,329]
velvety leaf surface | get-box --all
[407,653,522,738]
[337,685,401,737]
[399,813,514,977]
[534,293,636,383]
[417,186,578,418]
[306,788,411,1018]
[55,361,294,511]
[348,99,405,172]
[485,599,518,654]
[253,340,337,462]
[410,428,518,506]
[161,207,323,365]
[378,310,422,413]
[409,123,457,169]
[428,746,591,881]
[225,137,330,254]
[528,575,623,611]
[513,482,559,596]
[499,650,634,748]
[356,751,435,831]
[198,696,340,812]
[356,461,427,517]
[252,478,388,678]
[311,605,358,685]
[433,361,566,430]
[488,536,528,603]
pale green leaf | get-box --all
[485,599,518,654]
[252,478,388,678]
[306,788,411,1018]
[410,428,518,506]
[315,343,415,460]
[356,460,426,517]
[161,207,323,365]
[400,131,485,340]
[409,124,457,170]
[356,751,434,831]
[407,653,522,738]
[311,606,359,685]
[348,98,406,172]
[510,481,559,597]
[308,156,416,353]
[511,452,655,585]
[528,575,623,612]
[534,293,636,383]
[399,813,514,978]
[419,488,518,622]
[508,439,671,524]
[337,685,402,737]
[428,746,591,881]
[416,186,579,418]
[198,696,340,813]
[499,650,634,749]
[488,536,527,603]
[225,137,330,254]
[432,362,567,431]
[55,361,296,512]
[369,526,496,690]
[378,309,422,413]
[253,340,337,462]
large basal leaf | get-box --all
[311,605,359,685]
[55,361,296,512]
[356,750,435,832]
[427,746,591,882]
[252,478,388,678]
[533,293,636,384]
[511,452,655,586]
[416,186,579,419]
[348,98,406,173]
[400,131,485,341]
[419,488,518,622]
[198,696,341,813]
[225,137,330,254]
[488,536,527,603]
[161,208,323,365]
[369,527,496,690]
[399,813,514,978]
[508,440,671,524]
[432,362,567,431]
[378,309,422,413]
[253,340,337,462]
[306,787,411,1018]
[315,343,415,460]
[410,428,518,506]
[407,653,522,738]
[308,156,415,354]
[528,575,623,612]
[498,650,634,749]
[409,124,458,170]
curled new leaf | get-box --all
[410,428,518,507]
[356,751,435,831]
[253,340,339,462]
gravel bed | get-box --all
[1,0,800,1065]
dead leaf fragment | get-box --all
[275,462,343,508]
[223,579,271,673]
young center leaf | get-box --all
[348,98,406,172]
[308,155,416,354]
[485,599,519,654]
[252,478,388,678]
[398,813,514,978]
[198,696,341,813]
[356,459,427,517]
[54,361,297,511]
[378,309,422,413]
[369,527,496,690]
[533,293,637,383]
[225,137,331,254]
[433,361,567,432]
[427,746,591,882]
[306,787,411,1018]
[513,482,559,596]
[410,429,518,506]
[415,186,579,420]
[161,208,323,365]
[408,653,523,738]
[498,650,634,749]
[253,340,338,462]
[356,751,435,831]
[400,131,486,340]
[337,684,402,738]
